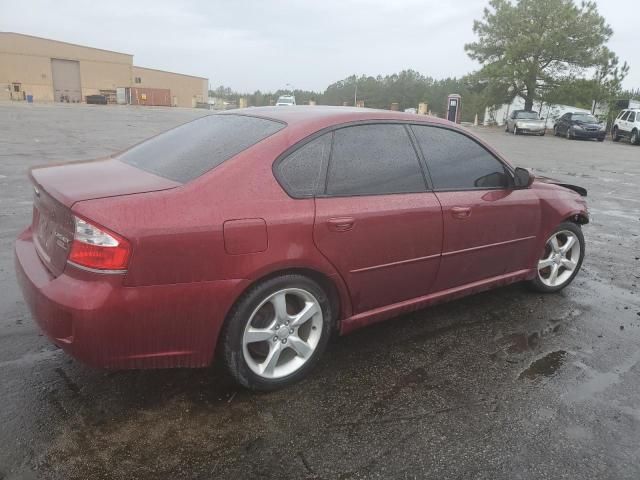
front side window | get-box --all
[119,114,284,183]
[411,125,509,190]
[628,112,636,122]
[276,134,331,197]
[620,111,630,121]
[325,124,426,196]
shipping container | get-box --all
[130,87,171,107]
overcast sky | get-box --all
[2,0,638,92]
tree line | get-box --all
[211,0,636,122]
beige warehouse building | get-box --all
[0,32,208,108]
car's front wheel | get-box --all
[528,222,585,293]
[220,274,332,390]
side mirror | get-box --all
[514,167,534,188]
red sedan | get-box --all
[15,107,588,390]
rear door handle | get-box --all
[327,217,355,232]
[451,207,472,219]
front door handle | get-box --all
[451,207,472,219]
[327,217,355,232]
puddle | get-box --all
[519,350,567,379]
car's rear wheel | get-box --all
[631,129,639,145]
[528,222,584,293]
[220,274,332,390]
[612,126,620,142]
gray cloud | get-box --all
[2,0,637,92]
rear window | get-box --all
[118,114,285,183]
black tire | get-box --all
[566,128,572,140]
[220,274,333,391]
[597,137,605,142]
[528,222,585,294]
[612,127,620,142]
[553,126,559,136]
[631,129,639,145]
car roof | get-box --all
[219,105,455,132]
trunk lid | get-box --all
[31,184,75,277]
[29,158,181,207]
[29,158,180,276]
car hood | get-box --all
[534,175,587,197]
[29,158,181,208]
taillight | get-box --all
[68,215,131,272]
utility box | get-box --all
[446,94,462,124]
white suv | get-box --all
[275,95,296,106]
[612,108,640,145]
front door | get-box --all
[313,124,443,314]
[411,124,540,291]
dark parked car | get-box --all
[15,107,589,390]
[553,112,606,141]
[85,95,108,105]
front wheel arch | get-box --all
[564,212,589,225]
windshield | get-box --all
[119,114,285,183]
[573,114,598,122]
[516,111,539,119]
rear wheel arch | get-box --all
[220,267,344,347]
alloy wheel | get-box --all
[537,230,581,288]
[242,288,323,379]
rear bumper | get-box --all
[15,227,244,369]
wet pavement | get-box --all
[1,103,639,479]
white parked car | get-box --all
[276,95,296,106]
[505,110,546,136]
[612,108,640,145]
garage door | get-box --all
[51,59,81,103]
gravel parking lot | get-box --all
[1,102,639,480]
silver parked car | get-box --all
[505,110,546,136]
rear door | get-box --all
[312,123,443,314]
[411,125,540,291]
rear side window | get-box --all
[119,114,284,183]
[412,125,509,190]
[276,133,331,197]
[326,124,426,196]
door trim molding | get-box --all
[442,235,536,257]
[350,253,441,274]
